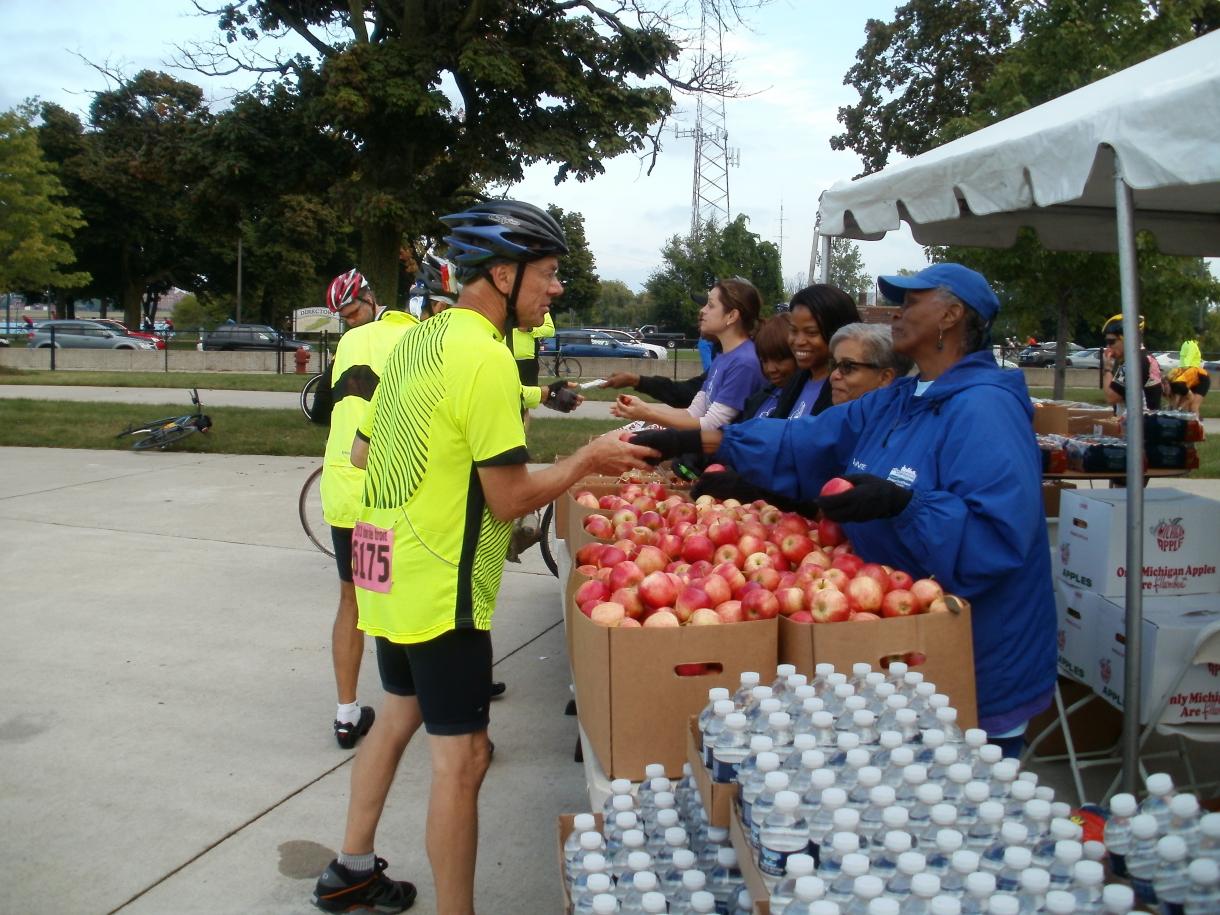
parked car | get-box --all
[93,318,166,349]
[202,323,312,352]
[539,329,654,359]
[1065,347,1103,368]
[1153,351,1180,372]
[26,319,158,350]
[1017,342,1084,366]
[636,324,686,348]
[586,328,669,359]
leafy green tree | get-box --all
[0,106,89,295]
[547,205,599,321]
[595,279,648,327]
[645,214,784,332]
[183,0,744,306]
[826,238,870,303]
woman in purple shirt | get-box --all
[772,284,861,419]
[612,277,767,430]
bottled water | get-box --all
[871,830,912,881]
[894,708,921,745]
[940,764,974,805]
[885,850,927,896]
[733,888,752,915]
[639,763,668,800]
[784,875,832,915]
[645,794,677,837]
[895,765,928,806]
[590,889,619,915]
[573,851,609,901]
[759,791,810,882]
[970,744,1002,780]
[838,749,873,793]
[1199,812,1220,864]
[675,870,708,911]
[1101,882,1135,914]
[880,747,915,789]
[907,784,944,835]
[851,710,879,746]
[638,891,668,914]
[939,849,979,895]
[926,745,959,783]
[865,897,899,915]
[740,751,781,825]
[1032,817,1082,869]
[816,809,861,859]
[638,777,672,829]
[684,889,716,914]
[789,749,826,797]
[750,770,791,848]
[654,826,689,875]
[858,785,897,843]
[732,672,761,707]
[1184,858,1220,915]
[709,846,743,913]
[618,870,658,912]
[959,871,995,915]
[871,730,904,770]
[646,809,679,858]
[988,759,1020,804]
[1045,839,1081,889]
[986,895,1018,915]
[825,683,856,719]
[807,787,848,865]
[773,663,799,694]
[605,780,636,820]
[769,855,818,913]
[1153,834,1189,915]
[769,712,796,762]
[703,700,736,768]
[608,810,640,858]
[902,873,941,915]
[1125,813,1161,906]
[1082,840,1107,864]
[810,711,838,748]
[752,698,784,734]
[745,685,775,722]
[819,832,861,883]
[798,768,837,827]
[849,662,873,691]
[995,846,1032,893]
[900,668,923,691]
[1018,798,1052,842]
[871,807,910,852]
[1138,772,1176,834]
[812,663,837,693]
[574,871,614,915]
[827,733,862,772]
[998,778,1033,822]
[1167,793,1201,855]
[567,825,605,886]
[1070,859,1104,912]
[925,830,963,880]
[914,729,945,766]
[1014,867,1049,913]
[1041,890,1076,915]
[695,825,727,872]
[848,767,883,808]
[676,763,699,820]
[713,713,751,784]
[825,853,871,905]
[885,660,909,685]
[918,805,959,851]
[927,897,959,915]
[612,830,647,883]
[841,874,883,915]
[795,698,829,735]
[934,706,963,743]
[661,848,695,896]
[870,681,896,715]
[877,696,910,736]
[961,727,987,755]
[965,800,1004,852]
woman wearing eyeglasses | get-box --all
[772,284,862,419]
[827,323,912,405]
[1101,314,1163,412]
[636,264,1056,757]
[610,277,766,430]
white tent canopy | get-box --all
[816,30,1220,258]
[813,31,1220,799]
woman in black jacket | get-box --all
[771,284,861,419]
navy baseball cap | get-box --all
[878,263,1001,321]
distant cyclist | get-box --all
[1102,313,1162,412]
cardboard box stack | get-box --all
[1054,487,1220,724]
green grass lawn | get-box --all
[0,365,310,392]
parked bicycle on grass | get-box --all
[116,389,212,451]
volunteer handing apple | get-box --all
[631,264,1057,760]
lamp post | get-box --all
[236,232,243,325]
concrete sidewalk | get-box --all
[0,448,587,914]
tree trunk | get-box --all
[1053,291,1070,400]
[119,245,143,327]
[360,221,404,309]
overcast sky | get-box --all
[0,0,929,291]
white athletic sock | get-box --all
[336,701,362,725]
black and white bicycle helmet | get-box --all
[419,252,461,299]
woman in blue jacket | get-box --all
[632,264,1056,754]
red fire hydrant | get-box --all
[294,346,310,374]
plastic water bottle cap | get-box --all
[654,790,675,807]
[611,778,633,795]
[769,711,791,728]
[713,699,734,716]
[795,685,817,702]
[853,874,884,897]
[821,787,847,807]
[885,830,913,852]
[573,813,596,832]
[889,747,914,767]
[1002,846,1031,869]
[1101,883,1135,910]
[878,730,903,750]
[882,806,909,828]
[716,846,737,867]
[724,712,748,730]
[842,852,870,876]
[786,854,816,877]
[857,766,882,787]
[897,851,927,874]
[870,785,896,806]
[760,698,783,715]
[689,889,715,913]
[788,674,809,689]
[707,826,728,842]
[827,672,848,686]
[853,709,877,726]
[1157,834,1188,861]
[1049,817,1077,839]
[837,732,861,751]
[586,871,611,890]
[623,828,645,847]
[1018,867,1049,892]
[815,662,836,677]
[650,777,672,795]
[752,685,773,701]
[1072,859,1104,885]
[964,871,995,896]
[794,874,825,898]
[802,749,826,770]
[1130,813,1159,838]
[978,745,1003,764]
[1050,801,1072,820]
[888,660,909,676]
[664,826,687,847]
[1009,780,1035,802]
[811,768,835,789]
[1034,786,1055,802]
[963,727,987,746]
[794,733,818,752]
[903,764,928,785]
[1023,798,1051,821]
[929,693,950,709]
[708,687,730,701]
[1201,812,1220,838]
[886,694,909,710]
[777,663,797,678]
[1053,840,1081,864]
[869,898,900,915]
[1187,858,1219,884]
[1169,792,1200,818]
[922,728,946,747]
[911,872,941,897]
[612,794,634,813]
[591,891,617,914]
[933,746,958,766]
[1082,840,1106,862]
[641,891,667,913]
[874,681,895,698]
[951,849,979,872]
[832,832,861,853]
[833,808,861,830]
[764,770,790,790]
[656,809,678,828]
[774,790,800,811]
[915,783,944,806]
[853,662,872,677]
[963,781,990,803]
[903,670,924,686]
[977,801,1005,822]
[812,711,835,729]
[936,829,963,851]
[988,895,1019,915]
[740,671,760,686]
[846,749,872,769]
[1145,772,1174,796]
[999,821,1028,844]
[947,763,973,784]
[757,751,780,770]
[672,849,696,869]
[615,811,637,830]
[1043,890,1076,915]
[835,683,855,699]
[866,672,887,689]
[930,804,957,826]
[681,868,706,889]
[627,850,652,872]
[991,759,1019,782]
[645,763,666,779]
[580,832,603,851]
[929,896,961,915]
[896,709,919,726]
[935,706,957,722]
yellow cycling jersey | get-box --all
[320,309,418,528]
[355,308,528,643]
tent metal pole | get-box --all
[818,235,831,284]
[1114,172,1144,797]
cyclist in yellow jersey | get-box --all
[312,200,657,915]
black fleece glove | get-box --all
[628,428,703,464]
[816,473,913,523]
[544,380,580,413]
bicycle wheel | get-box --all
[538,502,559,577]
[299,466,334,558]
[557,356,581,377]
[131,424,195,451]
[300,372,323,419]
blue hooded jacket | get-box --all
[717,350,1057,727]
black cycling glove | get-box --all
[545,380,580,413]
[628,428,703,464]
[816,473,913,523]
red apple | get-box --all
[857,563,892,592]
[708,516,740,547]
[597,546,628,569]
[712,561,746,593]
[658,532,684,560]
[631,496,658,514]
[637,510,665,531]
[881,588,919,618]
[777,572,800,590]
[704,463,727,473]
[667,503,698,526]
[853,611,882,622]
[613,522,635,541]
[799,550,832,572]
[629,526,658,548]
[597,494,620,510]
[611,508,638,529]
[776,513,810,536]
[713,543,743,568]
[737,534,766,557]
[715,600,744,624]
[759,506,783,526]
[926,597,950,614]
[810,588,852,623]
[780,533,816,566]
[608,560,645,592]
[831,553,864,578]
[743,552,773,573]
[820,477,855,497]
[775,586,806,617]
[642,609,680,628]
[846,575,884,613]
[700,574,732,607]
[681,534,716,565]
[910,578,944,610]
[575,579,610,607]
[590,602,626,626]
[575,543,606,567]
[613,538,639,559]
[639,571,679,610]
[575,491,599,509]
[611,587,646,620]
[675,584,712,616]
[741,588,780,621]
[634,545,668,575]
[583,515,614,540]
[789,610,814,623]
[644,481,668,500]
[817,518,845,548]
[689,608,721,626]
[888,569,915,592]
[671,603,693,624]
[686,559,713,580]
[820,567,850,591]
[575,564,599,578]
[618,617,642,628]
[762,543,790,571]
[747,566,781,591]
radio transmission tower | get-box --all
[675,1,739,240]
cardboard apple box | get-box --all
[728,799,770,915]
[556,811,604,915]
[1042,481,1077,519]
[1090,592,1220,725]
[1057,488,1220,597]
[1032,402,1115,436]
[1053,578,1097,685]
[778,606,978,730]
[568,600,778,780]
[687,716,738,828]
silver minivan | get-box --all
[27,319,157,350]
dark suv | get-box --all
[202,324,311,352]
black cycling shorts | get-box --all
[331,525,354,583]
[375,629,492,736]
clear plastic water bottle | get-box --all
[745,685,775,722]
[884,659,909,685]
[676,763,699,820]
[612,830,647,883]
[986,895,1018,915]
[842,874,884,915]
[940,764,974,805]
[573,851,609,903]
[825,683,856,720]
[809,710,838,748]
[964,800,1004,853]
[827,732,862,772]
[848,766,883,808]
[813,663,838,692]
[959,871,995,915]
[741,751,781,826]
[566,822,605,886]
[880,747,915,790]
[869,681,896,716]
[838,749,872,793]
[871,807,911,852]
[1032,817,1082,869]
[903,872,941,914]
[639,763,668,799]
[684,889,716,915]
[605,779,636,819]
[769,711,796,762]
[1014,867,1049,913]
[639,890,668,914]
[1167,793,1202,856]
[940,849,979,895]
[674,870,708,912]
[870,730,903,769]
[851,710,880,746]
[795,697,829,735]
[1082,840,1107,865]
[918,805,959,851]
[865,896,900,915]
[927,896,959,915]
[876,695,910,737]
[825,853,871,905]
[1018,798,1052,843]
[989,758,1020,805]
[1126,813,1161,907]
[1100,882,1135,914]
[1041,890,1076,915]
[709,846,743,913]
[759,790,810,883]
[819,832,861,884]
[661,848,695,897]
[773,663,799,694]
[970,744,1003,780]
[926,829,963,880]
[895,764,929,806]
[769,855,818,913]
[953,782,989,832]
[858,785,897,843]
[1042,837,1080,890]
[703,700,736,769]
[995,846,1032,893]
[934,706,963,743]
[590,889,619,915]
[647,809,680,858]
[894,708,921,745]
[654,826,689,876]
[732,672,760,707]
[1139,773,1176,834]
[1070,859,1104,912]
[646,793,677,836]
[618,870,659,912]
[806,786,847,866]
[1184,857,1220,915]
[1198,812,1220,863]
[914,728,945,766]
[786,680,815,715]
[817,809,861,860]
[750,770,791,848]
[734,888,753,915]
[574,871,614,915]
[608,810,640,858]
[798,768,837,828]
[695,824,727,873]
[1154,834,1190,915]
[925,745,959,784]
[784,876,833,915]
[908,784,944,835]
[752,698,784,735]
[789,749,827,797]
[871,830,912,881]
[713,712,751,784]
[885,850,926,896]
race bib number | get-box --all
[351,521,393,593]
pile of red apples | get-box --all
[572,477,966,629]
